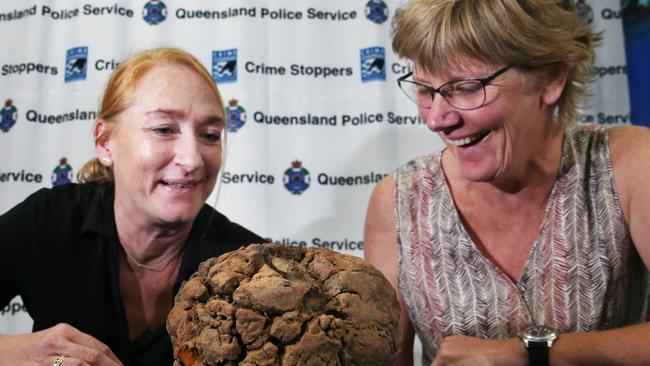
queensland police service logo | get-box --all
[225,99,246,132]
[65,46,88,83]
[360,47,386,82]
[1,99,17,133]
[52,157,73,186]
[283,160,310,195]
[365,0,389,24]
[575,0,594,25]
[212,49,237,84]
[142,0,167,25]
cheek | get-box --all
[417,107,435,131]
[203,147,223,172]
[417,105,431,119]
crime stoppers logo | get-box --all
[225,99,246,132]
[360,47,386,82]
[52,157,73,186]
[365,0,388,24]
[143,0,167,25]
[65,46,88,83]
[1,99,17,133]
[283,160,310,195]
[212,49,237,84]
[575,0,594,25]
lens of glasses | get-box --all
[399,79,487,110]
[398,81,432,108]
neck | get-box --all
[113,202,192,271]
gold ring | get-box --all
[53,354,66,366]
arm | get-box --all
[430,126,650,366]
[0,191,123,366]
[539,125,650,365]
[547,125,650,364]
[0,324,123,366]
[364,174,415,366]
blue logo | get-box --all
[365,0,389,24]
[575,0,594,25]
[212,49,237,84]
[65,46,88,83]
[225,99,246,132]
[142,0,167,25]
[52,157,73,186]
[283,160,310,195]
[360,47,386,82]
[1,99,17,133]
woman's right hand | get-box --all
[0,323,123,365]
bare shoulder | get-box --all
[368,174,396,214]
[608,124,650,168]
[608,125,650,264]
[364,174,398,282]
[365,174,396,235]
[608,125,650,198]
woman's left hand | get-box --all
[432,335,526,366]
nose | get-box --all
[174,133,204,172]
[422,94,461,132]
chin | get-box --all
[154,206,201,227]
[458,164,498,183]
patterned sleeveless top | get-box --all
[395,124,648,365]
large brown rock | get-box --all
[167,244,400,366]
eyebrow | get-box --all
[411,75,436,87]
[145,109,225,126]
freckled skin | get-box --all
[414,62,554,185]
[104,65,224,228]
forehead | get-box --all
[117,65,224,121]
[136,65,208,94]
[413,58,499,83]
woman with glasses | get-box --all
[364,1,650,365]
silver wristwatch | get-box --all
[519,325,558,366]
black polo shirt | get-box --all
[0,182,264,365]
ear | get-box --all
[94,119,113,167]
[541,63,569,107]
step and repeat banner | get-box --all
[0,0,636,353]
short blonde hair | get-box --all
[78,47,224,183]
[392,0,600,126]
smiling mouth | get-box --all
[161,180,199,189]
[447,131,490,147]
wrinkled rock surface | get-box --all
[167,244,400,366]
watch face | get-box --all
[522,325,558,341]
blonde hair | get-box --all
[77,47,224,183]
[392,0,600,126]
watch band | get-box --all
[527,340,550,366]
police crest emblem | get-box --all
[226,99,246,132]
[283,160,311,195]
[575,0,594,25]
[360,47,386,82]
[65,46,88,83]
[1,99,17,133]
[143,0,168,25]
[212,49,238,84]
[365,0,389,24]
[52,157,73,186]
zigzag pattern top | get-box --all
[395,124,648,365]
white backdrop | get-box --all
[0,0,630,361]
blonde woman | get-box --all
[0,48,263,365]
[365,1,650,365]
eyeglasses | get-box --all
[397,65,512,110]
